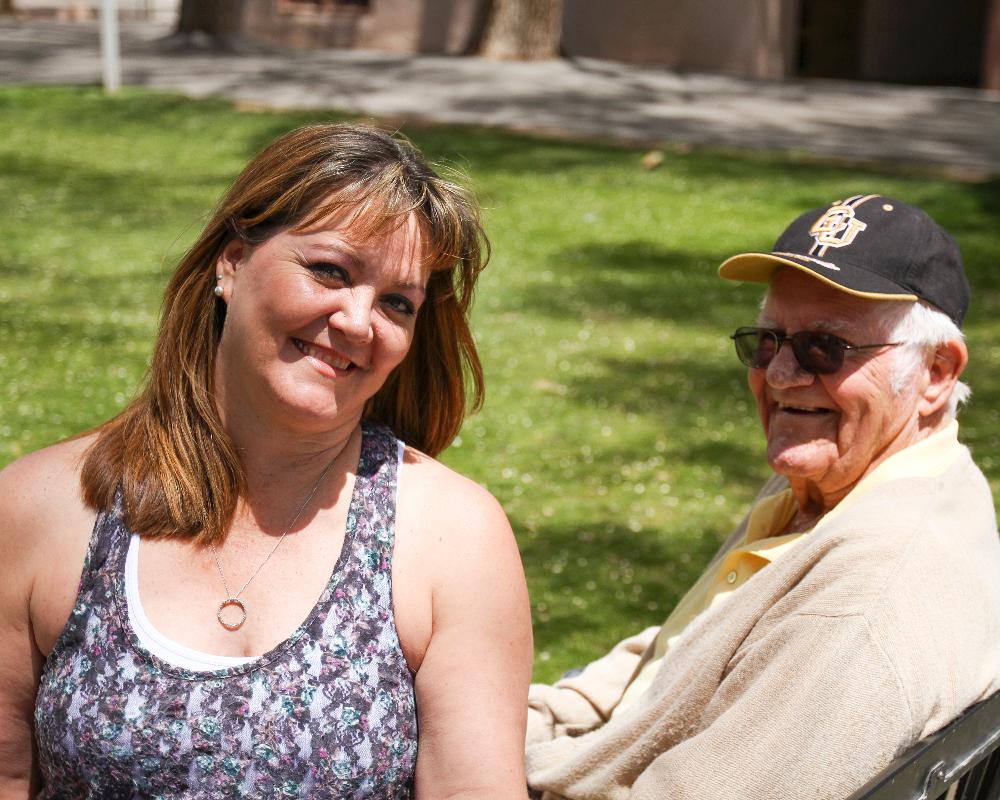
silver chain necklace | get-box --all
[210,453,341,631]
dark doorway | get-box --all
[796,0,991,86]
[797,0,864,79]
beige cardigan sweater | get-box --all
[525,446,1000,799]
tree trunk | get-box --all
[176,0,245,39]
[479,0,563,60]
[984,0,1000,90]
[754,0,787,80]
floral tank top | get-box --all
[34,423,418,799]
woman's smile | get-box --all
[292,337,359,376]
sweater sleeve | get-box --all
[526,476,791,751]
[526,626,659,745]
[630,613,917,800]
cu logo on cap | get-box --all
[808,203,868,256]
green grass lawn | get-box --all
[3,86,999,682]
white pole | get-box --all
[99,0,122,94]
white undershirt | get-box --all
[123,439,407,672]
[125,533,259,671]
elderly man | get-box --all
[525,196,1000,799]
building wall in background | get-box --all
[10,0,179,23]
[240,0,483,54]
[561,0,994,88]
[561,0,799,80]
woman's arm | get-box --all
[0,602,40,799]
[0,440,95,799]
[395,453,532,799]
[0,456,49,798]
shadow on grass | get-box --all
[1,150,225,228]
[559,351,766,484]
[0,306,148,346]
[516,513,727,672]
[0,255,39,277]
[968,177,1000,218]
[0,87,238,134]
[961,179,1000,294]
[513,239,756,325]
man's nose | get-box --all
[765,341,815,389]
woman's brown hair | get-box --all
[81,123,488,544]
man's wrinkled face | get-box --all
[749,269,922,501]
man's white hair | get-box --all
[876,299,970,418]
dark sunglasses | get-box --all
[731,327,903,375]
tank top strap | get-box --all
[350,421,402,558]
[286,420,404,655]
[45,491,133,672]
[89,490,132,572]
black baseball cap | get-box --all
[718,194,970,327]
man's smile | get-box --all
[775,402,835,416]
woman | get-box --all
[0,124,532,798]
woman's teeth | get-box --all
[294,339,352,370]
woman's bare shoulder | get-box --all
[396,445,521,586]
[1,435,95,505]
[0,435,97,557]
[399,446,506,523]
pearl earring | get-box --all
[213,274,223,298]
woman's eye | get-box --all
[384,295,416,316]
[308,262,349,282]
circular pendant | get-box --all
[216,598,247,631]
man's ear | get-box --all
[918,339,968,418]
[214,240,246,303]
